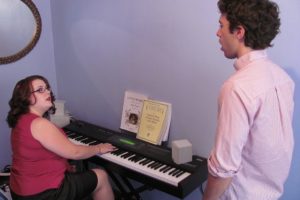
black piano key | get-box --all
[147,161,157,168]
[170,169,180,176]
[173,169,184,177]
[145,161,155,168]
[151,164,164,172]
[78,137,88,142]
[73,135,85,140]
[162,166,173,173]
[128,155,143,162]
[150,162,161,169]
[128,155,138,161]
[146,160,154,165]
[120,152,130,158]
[82,138,97,144]
[159,165,169,172]
[137,159,147,165]
[84,138,97,144]
[141,159,152,166]
[90,141,101,145]
[133,156,145,163]
[175,171,185,178]
[153,163,163,170]
[136,158,147,164]
[170,169,181,176]
[153,163,164,170]
[111,149,121,155]
[68,133,81,139]
[168,168,178,175]
[121,152,134,159]
[76,136,88,142]
[125,152,135,158]
[148,162,156,168]
[126,154,136,160]
[68,133,99,146]
[144,160,154,167]
[134,155,144,162]
[112,149,126,156]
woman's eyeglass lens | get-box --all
[32,87,51,93]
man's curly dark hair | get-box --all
[218,0,280,49]
[6,75,56,128]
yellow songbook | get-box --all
[137,100,171,145]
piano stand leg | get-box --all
[105,169,152,200]
[106,170,129,198]
[120,176,143,200]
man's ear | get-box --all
[235,25,246,40]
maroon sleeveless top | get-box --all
[10,113,70,195]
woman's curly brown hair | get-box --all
[6,75,56,128]
[218,0,280,49]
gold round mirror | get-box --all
[0,0,41,64]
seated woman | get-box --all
[6,75,116,200]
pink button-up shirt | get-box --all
[208,50,294,200]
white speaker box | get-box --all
[54,100,65,115]
[172,139,192,164]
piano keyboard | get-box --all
[67,131,191,186]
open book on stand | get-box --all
[120,91,172,145]
[137,99,172,145]
[120,91,148,134]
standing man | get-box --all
[203,0,295,199]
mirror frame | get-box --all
[0,0,42,65]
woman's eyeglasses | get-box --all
[32,87,51,93]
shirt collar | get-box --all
[233,50,268,71]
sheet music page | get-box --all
[137,100,169,145]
